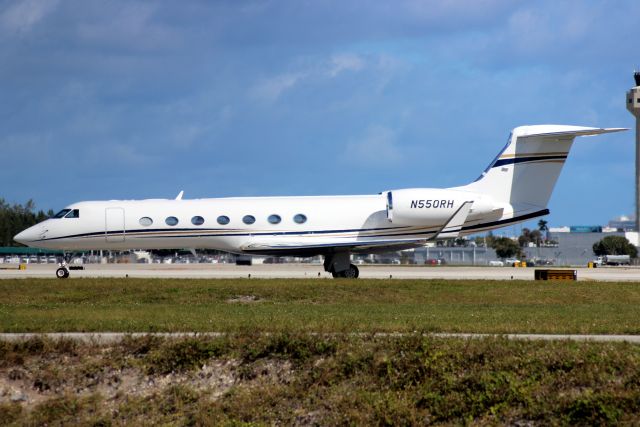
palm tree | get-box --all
[538,219,549,242]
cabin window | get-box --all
[268,214,281,224]
[53,209,71,218]
[293,214,307,224]
[64,209,80,218]
[191,216,205,226]
[217,215,230,225]
[139,217,153,226]
[242,215,255,225]
[165,216,179,226]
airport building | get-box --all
[521,230,625,266]
[407,214,640,266]
[608,215,637,232]
[411,246,495,266]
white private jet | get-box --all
[15,124,625,279]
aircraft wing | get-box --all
[241,201,474,255]
[241,238,429,256]
[430,201,473,239]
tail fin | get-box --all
[461,125,625,209]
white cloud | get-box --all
[251,53,368,102]
[345,126,403,166]
[99,142,156,166]
[0,0,58,34]
[403,0,514,22]
[0,132,52,155]
[251,72,303,102]
[328,53,365,77]
[499,4,601,58]
[76,2,179,52]
[169,123,210,149]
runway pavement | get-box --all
[0,332,639,343]
[2,263,640,281]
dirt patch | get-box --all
[226,295,262,303]
[0,350,241,410]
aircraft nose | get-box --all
[14,227,39,246]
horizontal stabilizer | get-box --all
[518,126,627,140]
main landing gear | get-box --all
[324,252,359,279]
[332,264,359,279]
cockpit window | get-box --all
[64,209,80,218]
[53,209,71,218]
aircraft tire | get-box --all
[56,267,69,279]
[329,262,359,279]
[340,264,359,279]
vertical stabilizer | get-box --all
[460,125,626,211]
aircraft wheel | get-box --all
[330,264,359,279]
[56,267,69,279]
[333,264,360,279]
[342,264,359,279]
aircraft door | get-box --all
[105,207,126,242]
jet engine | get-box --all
[385,188,495,226]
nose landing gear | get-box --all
[56,266,69,279]
[55,253,71,279]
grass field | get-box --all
[1,278,640,333]
[3,278,640,424]
[2,334,640,425]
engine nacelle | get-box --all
[386,188,495,226]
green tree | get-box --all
[592,235,638,258]
[485,231,495,248]
[518,228,542,247]
[490,237,521,259]
[0,198,51,246]
[454,237,468,247]
[518,230,530,248]
[538,219,548,232]
[530,229,542,246]
[538,219,548,241]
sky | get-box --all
[0,0,639,233]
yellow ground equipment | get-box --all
[534,269,577,281]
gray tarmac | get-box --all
[0,332,639,344]
[2,263,640,281]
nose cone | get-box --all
[14,226,39,246]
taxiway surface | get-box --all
[2,263,640,281]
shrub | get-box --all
[145,338,227,374]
